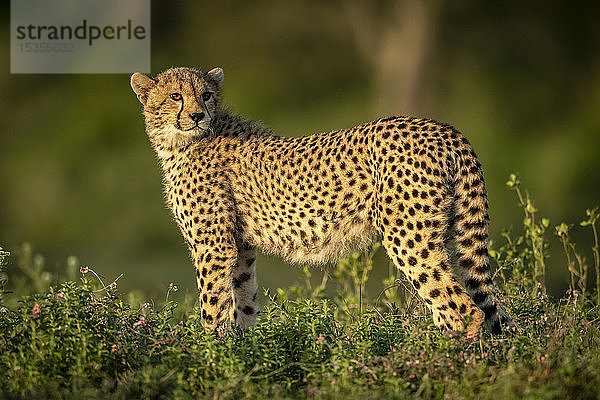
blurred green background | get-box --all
[1,1,599,301]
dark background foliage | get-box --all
[1,0,599,299]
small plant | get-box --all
[331,241,380,316]
[380,262,422,316]
[505,173,550,295]
[555,222,588,296]
[581,207,600,304]
[16,242,53,294]
[0,247,9,306]
[555,207,600,304]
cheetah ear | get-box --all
[205,67,224,85]
[130,72,156,106]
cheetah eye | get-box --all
[170,93,182,101]
[202,92,212,101]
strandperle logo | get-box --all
[15,19,147,46]
[11,0,150,74]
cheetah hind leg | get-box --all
[380,219,485,334]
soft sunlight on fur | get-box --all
[131,66,513,335]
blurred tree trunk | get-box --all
[345,0,441,116]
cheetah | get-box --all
[130,66,513,335]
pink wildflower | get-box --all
[111,344,117,352]
[316,336,326,345]
[56,292,65,301]
[32,303,41,316]
[401,320,410,327]
[133,316,147,329]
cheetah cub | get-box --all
[131,66,513,335]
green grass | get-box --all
[1,177,599,400]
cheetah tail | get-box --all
[452,145,516,335]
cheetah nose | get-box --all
[189,112,205,123]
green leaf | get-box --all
[506,173,520,188]
[555,222,570,236]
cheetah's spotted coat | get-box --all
[131,67,512,335]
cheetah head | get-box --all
[130,66,224,147]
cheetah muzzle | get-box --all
[130,66,515,336]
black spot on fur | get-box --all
[481,303,497,319]
[473,291,487,304]
[233,272,251,288]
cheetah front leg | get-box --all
[231,241,258,329]
[193,239,238,333]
